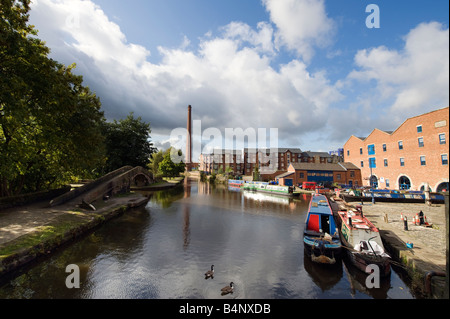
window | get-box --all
[439,133,446,145]
[369,157,376,168]
[350,171,355,178]
[383,144,387,152]
[400,158,405,166]
[360,148,363,155]
[360,161,364,168]
[420,156,426,166]
[418,137,424,147]
[417,125,422,133]
[347,150,350,156]
[300,173,305,178]
[368,144,375,155]
[442,154,448,165]
[386,179,390,188]
[336,174,341,180]
[384,159,388,167]
[398,141,403,150]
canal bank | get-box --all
[0,192,150,279]
[331,194,449,299]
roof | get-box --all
[302,151,333,158]
[243,148,303,154]
[344,106,449,145]
[290,162,347,172]
[275,172,294,179]
[338,162,360,170]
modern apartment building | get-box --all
[343,107,449,192]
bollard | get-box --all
[404,216,408,231]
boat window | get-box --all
[320,215,331,234]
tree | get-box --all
[148,149,165,178]
[0,0,106,196]
[158,148,185,177]
[102,113,156,173]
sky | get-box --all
[28,0,449,160]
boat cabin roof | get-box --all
[309,194,332,215]
[338,210,378,232]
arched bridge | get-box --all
[49,166,154,207]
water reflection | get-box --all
[0,179,415,299]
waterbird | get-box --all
[205,265,214,279]
[221,282,234,295]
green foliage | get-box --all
[147,149,165,178]
[0,0,106,196]
[101,112,156,173]
[158,148,185,177]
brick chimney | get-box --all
[186,105,192,170]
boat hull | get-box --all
[346,249,391,277]
[336,209,391,277]
[304,235,342,264]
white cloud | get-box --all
[29,0,341,153]
[262,0,335,62]
[28,0,448,156]
[349,22,449,118]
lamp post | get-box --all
[370,160,375,204]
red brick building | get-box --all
[277,162,361,187]
[199,148,343,181]
[343,107,449,192]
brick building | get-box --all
[199,148,344,181]
[343,107,449,192]
[199,150,243,175]
[277,162,361,187]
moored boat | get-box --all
[242,182,295,197]
[337,206,391,277]
[228,179,244,187]
[303,194,342,264]
[341,189,444,204]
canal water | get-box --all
[0,179,415,299]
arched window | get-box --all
[399,176,411,190]
[370,175,378,189]
[436,182,449,193]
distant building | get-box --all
[343,107,449,192]
[199,150,243,175]
[199,147,343,181]
[276,162,361,187]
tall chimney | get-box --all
[186,105,192,170]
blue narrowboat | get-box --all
[303,194,342,264]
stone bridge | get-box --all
[49,166,154,207]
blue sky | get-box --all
[28,0,449,158]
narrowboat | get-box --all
[228,179,244,187]
[341,189,444,204]
[336,206,391,277]
[303,194,342,264]
[242,182,295,197]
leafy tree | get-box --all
[148,149,164,178]
[102,113,156,172]
[0,0,106,196]
[158,148,185,177]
